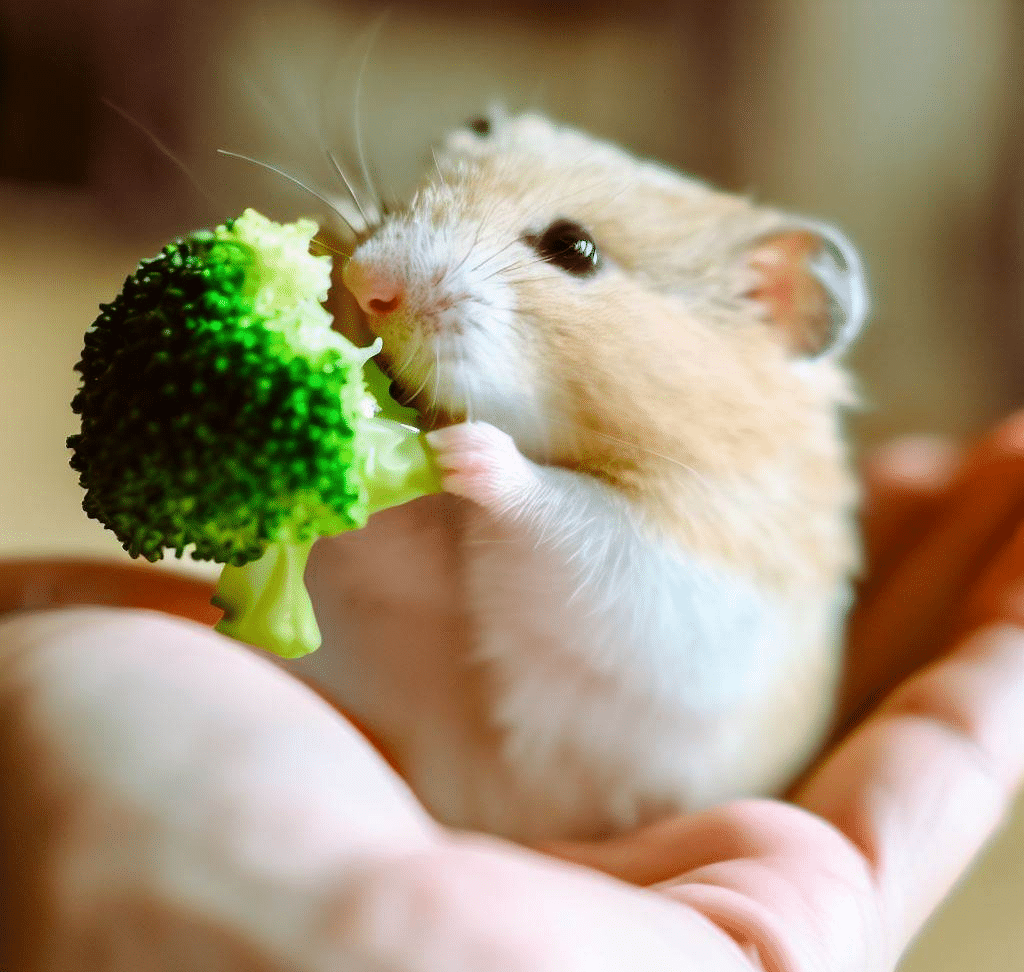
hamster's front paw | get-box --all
[425,422,540,515]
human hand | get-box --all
[3,416,1024,970]
[839,412,1024,732]
[542,411,1024,965]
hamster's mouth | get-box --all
[331,292,454,413]
[372,320,555,461]
[370,330,472,424]
[349,282,527,437]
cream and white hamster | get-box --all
[299,110,868,843]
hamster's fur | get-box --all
[299,112,867,843]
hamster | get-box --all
[297,110,868,843]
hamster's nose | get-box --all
[343,259,405,316]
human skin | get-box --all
[2,417,1024,971]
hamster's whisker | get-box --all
[451,193,511,279]
[550,176,631,213]
[459,346,476,423]
[324,146,373,228]
[352,13,388,211]
[481,254,552,282]
[102,98,216,210]
[430,147,451,193]
[310,236,348,258]
[466,298,517,317]
[481,260,526,281]
[392,341,426,391]
[431,344,442,411]
[307,47,370,226]
[400,362,433,407]
[216,149,359,237]
[383,339,425,406]
[476,191,509,247]
[447,219,489,282]
[392,343,420,380]
[549,419,718,497]
[530,162,632,214]
[498,273,550,286]
[599,431,713,490]
[469,237,520,275]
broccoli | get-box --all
[68,209,440,658]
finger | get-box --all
[957,518,1024,635]
[0,608,437,969]
[543,799,842,889]
[838,416,1024,733]
[858,435,961,580]
[796,622,1024,956]
[542,810,740,886]
[860,410,1024,574]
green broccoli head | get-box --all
[68,209,440,657]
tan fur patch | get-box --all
[362,113,862,596]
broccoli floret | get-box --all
[68,209,440,658]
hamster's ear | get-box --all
[747,221,869,358]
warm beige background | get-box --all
[2,0,1022,967]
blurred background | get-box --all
[0,0,1021,967]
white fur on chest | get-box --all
[302,490,845,844]
[456,488,842,841]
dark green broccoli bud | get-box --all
[68,209,440,658]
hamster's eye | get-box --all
[526,219,602,278]
[467,116,491,136]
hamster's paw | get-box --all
[425,422,540,514]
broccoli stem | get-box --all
[210,415,441,660]
[360,416,442,515]
[212,535,320,659]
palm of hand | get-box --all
[3,420,1024,971]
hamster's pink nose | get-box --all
[343,260,405,316]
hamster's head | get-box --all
[342,111,868,494]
